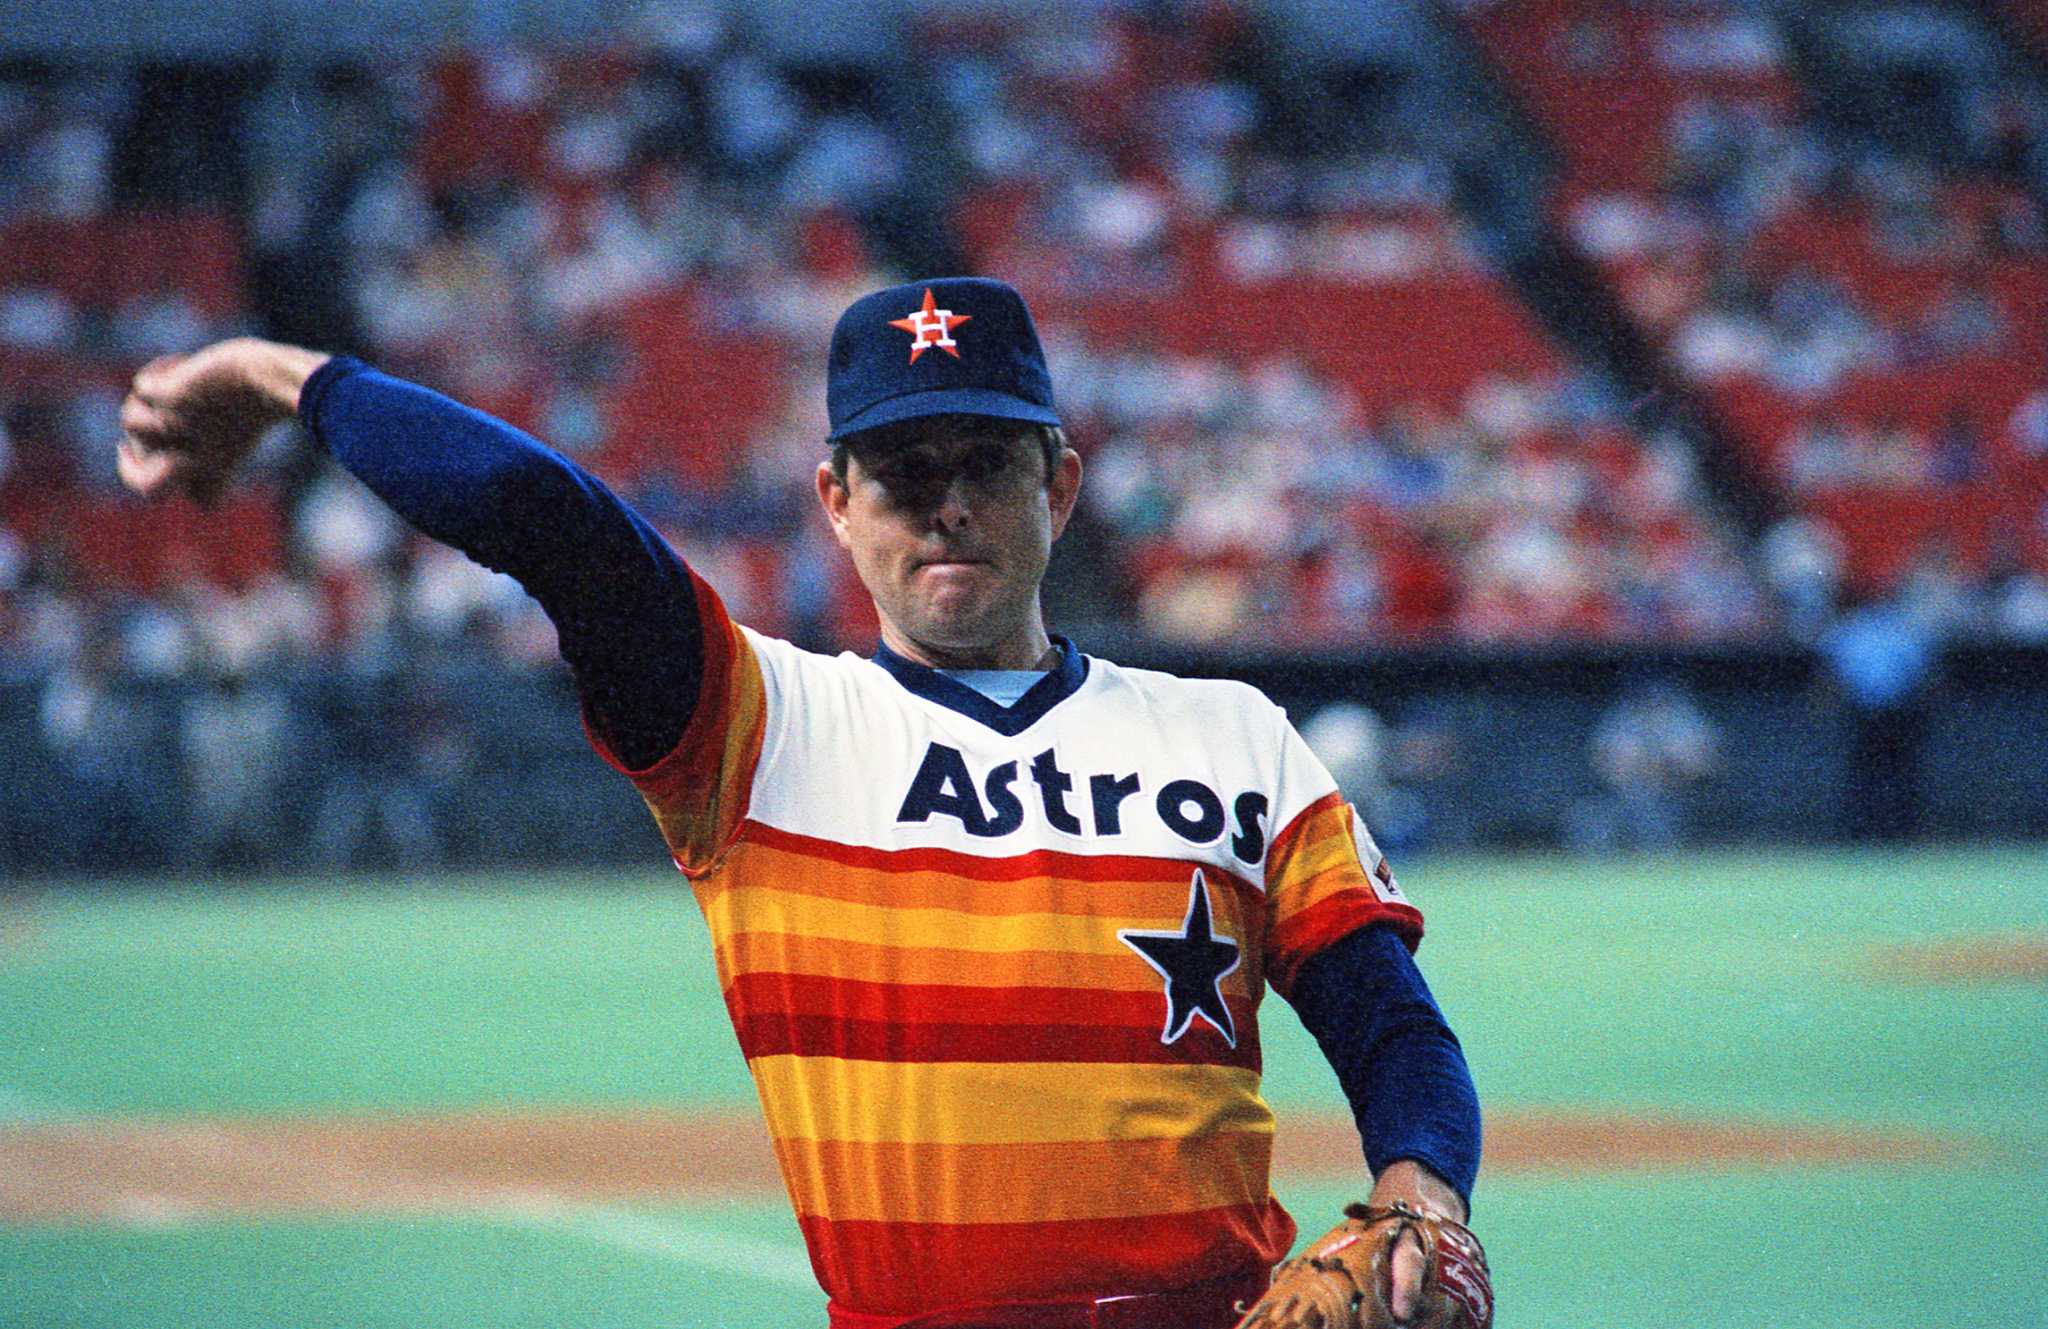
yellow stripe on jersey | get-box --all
[771,1132,1276,1224]
[1268,796,1368,902]
[749,1055,1272,1146]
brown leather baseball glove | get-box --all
[1232,1201,1492,1329]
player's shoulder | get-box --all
[739,624,839,668]
[1085,654,1287,727]
[738,626,892,690]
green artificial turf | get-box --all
[3,847,2044,1327]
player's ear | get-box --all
[816,459,854,548]
[1047,447,1082,541]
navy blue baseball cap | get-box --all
[825,277,1061,443]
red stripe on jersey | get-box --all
[801,1200,1295,1317]
[741,820,1259,899]
[825,1267,1273,1329]
[731,1008,1261,1070]
[1265,893,1423,998]
[726,971,1260,1069]
[726,970,1201,1023]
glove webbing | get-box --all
[1345,1202,1492,1328]
[1235,1202,1485,1324]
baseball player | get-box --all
[117,277,1488,1329]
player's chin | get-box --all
[907,605,990,647]
[904,592,1006,647]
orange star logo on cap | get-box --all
[888,287,973,364]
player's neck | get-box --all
[880,618,1056,672]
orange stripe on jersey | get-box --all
[741,820,1260,908]
[715,934,1269,1016]
[771,1133,1275,1225]
[584,571,765,875]
[717,928,1151,992]
[707,879,1255,961]
[747,1056,1271,1146]
[801,1202,1295,1317]
[1262,792,1423,999]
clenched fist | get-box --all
[117,338,329,505]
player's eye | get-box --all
[871,439,1024,503]
[874,457,944,499]
[874,453,929,483]
[962,445,1014,484]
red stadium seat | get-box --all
[604,286,793,490]
[1462,0,1801,199]
[0,218,100,305]
[9,487,280,595]
[1808,484,2022,592]
[102,213,246,319]
[1023,273,1561,414]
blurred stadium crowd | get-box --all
[3,0,2046,869]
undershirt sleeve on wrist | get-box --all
[299,357,703,769]
[1284,922,1483,1210]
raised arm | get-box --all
[118,339,703,769]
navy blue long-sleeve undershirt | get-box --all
[1286,925,1482,1207]
[300,356,701,770]
[298,355,1481,1207]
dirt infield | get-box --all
[0,1107,1973,1224]
[1872,934,2048,983]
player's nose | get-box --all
[932,476,973,532]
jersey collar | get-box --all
[871,634,1090,736]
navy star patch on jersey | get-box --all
[1118,870,1241,1047]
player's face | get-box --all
[817,417,1082,669]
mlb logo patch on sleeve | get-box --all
[1349,803,1408,904]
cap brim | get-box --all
[827,386,1061,443]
